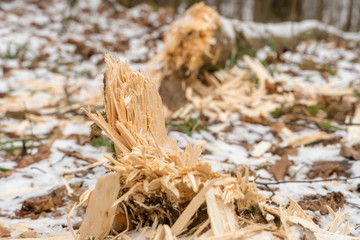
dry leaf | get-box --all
[340,141,360,160]
[17,144,51,168]
[307,161,351,179]
[15,182,83,219]
[298,192,345,215]
[268,153,294,181]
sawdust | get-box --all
[78,55,264,238]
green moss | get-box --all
[354,90,360,98]
[305,105,323,116]
[324,67,336,76]
[271,108,286,118]
[166,118,209,136]
[91,137,113,152]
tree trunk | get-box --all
[253,0,271,22]
[346,0,354,31]
[316,0,324,21]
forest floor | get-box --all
[1,0,360,239]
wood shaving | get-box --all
[73,54,357,239]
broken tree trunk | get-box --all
[71,53,356,240]
[146,3,360,113]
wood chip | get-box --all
[205,187,238,236]
[0,223,11,237]
[347,103,360,141]
[78,172,120,240]
[251,141,271,157]
[288,132,335,147]
[171,179,218,236]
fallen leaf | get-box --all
[307,161,351,179]
[66,38,99,58]
[298,192,345,215]
[268,151,294,181]
[271,122,293,136]
[0,170,15,178]
[16,144,51,168]
[340,141,360,160]
[15,182,83,219]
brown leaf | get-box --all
[15,182,83,219]
[269,146,298,157]
[298,192,345,215]
[66,38,99,58]
[340,142,360,160]
[268,152,294,181]
[307,161,351,179]
[0,170,15,178]
[16,144,51,168]
[102,39,129,53]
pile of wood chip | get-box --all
[147,2,223,77]
[146,3,235,112]
[69,54,355,240]
[147,3,358,128]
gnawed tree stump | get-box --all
[146,3,360,113]
[69,54,356,240]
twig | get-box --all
[255,175,360,186]
[58,148,97,164]
[30,166,46,174]
[63,157,107,174]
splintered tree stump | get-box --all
[145,3,235,111]
[146,3,360,113]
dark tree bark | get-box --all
[346,0,354,31]
[316,0,324,21]
[253,0,272,22]
[254,0,303,23]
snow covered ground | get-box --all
[1,0,360,238]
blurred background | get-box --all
[118,0,360,32]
